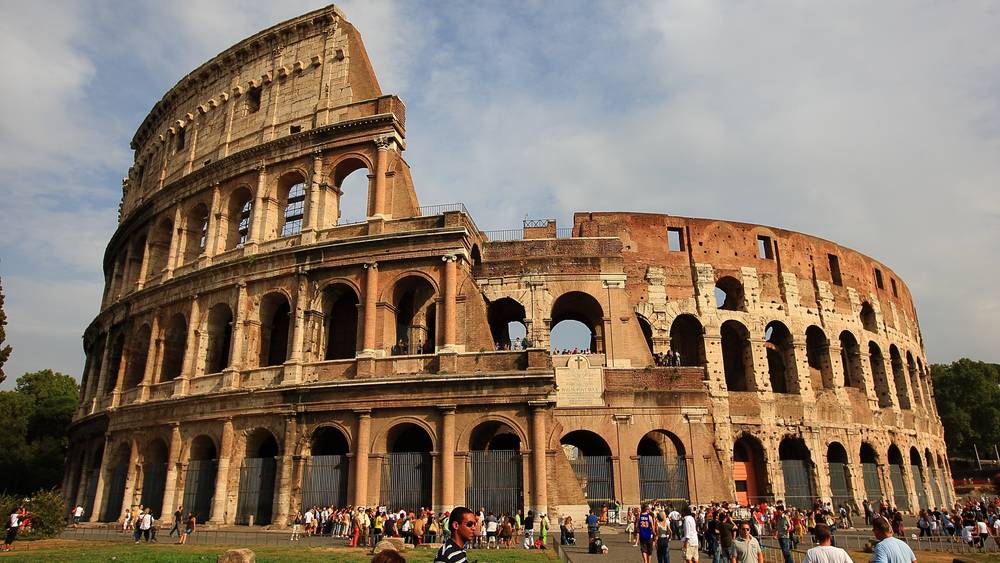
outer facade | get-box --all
[65,5,953,527]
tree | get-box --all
[932,358,1000,458]
[0,276,11,384]
[0,370,79,495]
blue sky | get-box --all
[2,0,999,387]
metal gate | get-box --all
[862,462,882,501]
[140,462,168,518]
[101,464,128,522]
[911,464,928,510]
[638,455,689,504]
[828,462,852,508]
[889,464,910,511]
[381,452,432,512]
[182,459,217,524]
[302,455,350,509]
[781,459,814,509]
[929,466,942,508]
[569,455,615,513]
[236,457,277,525]
[466,450,523,516]
[83,469,99,518]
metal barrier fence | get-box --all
[59,525,358,547]
[419,203,469,216]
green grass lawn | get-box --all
[0,539,556,562]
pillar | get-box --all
[88,437,114,522]
[209,418,235,524]
[303,150,323,236]
[136,234,152,291]
[441,255,459,352]
[110,337,130,407]
[164,205,183,278]
[161,423,182,519]
[371,136,391,218]
[63,446,82,503]
[530,403,549,516]
[360,263,378,356]
[223,284,247,389]
[205,183,221,257]
[74,446,94,510]
[176,296,201,396]
[247,165,267,247]
[139,314,161,401]
[119,437,141,520]
[439,406,456,511]
[92,333,115,411]
[273,415,296,527]
[353,410,372,506]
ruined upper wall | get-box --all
[122,4,386,217]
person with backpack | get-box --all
[637,504,656,563]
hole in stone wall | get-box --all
[667,227,684,252]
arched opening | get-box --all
[860,302,877,333]
[333,159,370,224]
[715,276,746,311]
[391,276,436,355]
[470,245,483,278]
[909,447,928,510]
[733,436,768,506]
[779,438,815,509]
[937,453,950,504]
[889,345,910,409]
[182,202,210,263]
[637,315,655,357]
[302,427,350,509]
[806,326,834,390]
[826,442,852,509]
[839,331,864,389]
[551,291,605,354]
[224,187,254,250]
[236,429,279,525]
[100,444,130,522]
[278,174,307,237]
[82,443,104,518]
[670,314,706,367]
[924,450,941,509]
[906,352,924,409]
[860,443,883,502]
[160,313,188,382]
[146,217,173,276]
[560,430,615,513]
[124,235,146,292]
[323,284,359,360]
[259,293,291,367]
[467,421,524,516]
[381,423,433,512]
[488,297,527,350]
[637,430,689,504]
[721,320,754,391]
[869,342,892,408]
[182,435,218,524]
[887,445,909,510]
[104,332,125,396]
[125,324,151,388]
[765,321,798,394]
[205,303,233,374]
[140,439,169,518]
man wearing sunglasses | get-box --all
[435,506,476,563]
[732,521,764,563]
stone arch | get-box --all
[860,302,878,333]
[125,323,152,388]
[839,331,864,389]
[909,446,929,509]
[330,154,372,224]
[887,444,909,510]
[636,313,655,357]
[381,421,434,511]
[387,273,438,354]
[487,297,527,350]
[670,314,707,368]
[275,170,308,238]
[140,438,169,518]
[160,313,187,382]
[100,442,131,522]
[321,282,360,360]
[205,302,234,374]
[715,276,746,311]
[146,216,173,276]
[733,433,769,506]
[372,417,438,455]
[924,448,942,508]
[826,441,853,508]
[860,442,883,502]
[869,341,892,408]
[805,325,834,390]
[301,425,351,509]
[765,320,798,394]
[103,331,126,396]
[905,351,923,409]
[259,291,291,367]
[721,320,754,391]
[465,419,525,516]
[550,291,606,354]
[637,429,689,503]
[182,201,210,263]
[460,415,529,452]
[561,430,615,512]
[181,434,218,525]
[778,437,815,508]
[889,345,911,409]
[236,428,280,525]
[223,185,255,250]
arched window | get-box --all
[303,427,350,509]
[467,421,524,515]
[721,320,754,391]
[104,332,125,396]
[669,314,707,368]
[764,321,798,394]
[323,284,359,360]
[124,324,151,388]
[839,331,864,389]
[637,315,655,357]
[225,187,253,250]
[259,293,291,367]
[869,342,892,408]
[140,439,168,518]
[637,430,689,503]
[887,445,909,510]
[860,443,883,502]
[561,430,615,513]
[182,203,210,263]
[205,303,233,374]
[146,217,173,277]
[733,435,769,506]
[236,429,279,525]
[806,326,834,390]
[889,345,910,410]
[860,302,878,333]
[182,435,218,523]
[779,438,815,509]
[550,291,605,354]
[160,313,188,381]
[382,423,434,512]
[827,442,852,508]
[909,447,929,509]
[391,276,437,355]
[332,158,370,225]
[487,297,527,350]
[715,276,746,311]
[279,178,306,237]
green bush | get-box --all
[3,489,67,540]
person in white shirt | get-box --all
[682,507,699,563]
[72,505,84,528]
[803,524,852,563]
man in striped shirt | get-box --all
[435,506,476,563]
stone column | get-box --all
[139,314,161,401]
[89,436,114,522]
[371,136,392,218]
[92,334,115,411]
[247,165,267,247]
[117,240,135,300]
[205,183,221,257]
[303,150,323,239]
[273,415,296,527]
[530,403,549,516]
[119,437,141,520]
[161,423,182,519]
[283,273,308,384]
[164,205,183,278]
[439,406,456,511]
[74,446,94,510]
[175,296,201,397]
[209,418,235,524]
[110,338,130,408]
[63,446,82,503]
[136,235,152,291]
[353,410,372,506]
[223,284,247,389]
[360,263,379,356]
[440,255,459,352]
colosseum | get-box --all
[64,5,953,528]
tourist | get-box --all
[655,510,670,563]
[169,505,183,537]
[523,510,535,548]
[802,524,852,563]
[871,516,916,563]
[732,521,764,563]
[563,515,576,546]
[586,509,600,541]
[435,506,475,563]
[540,512,550,548]
[70,504,84,528]
[136,508,154,543]
[773,507,793,563]
[682,506,699,563]
[485,511,498,548]
[123,507,133,534]
[178,512,195,545]
[719,511,736,563]
[1,507,24,553]
[637,504,655,563]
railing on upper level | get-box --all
[419,203,469,216]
